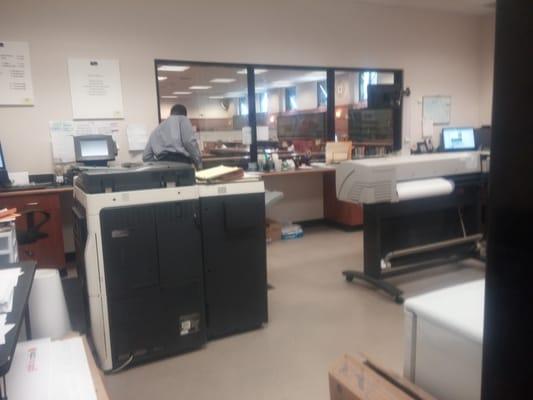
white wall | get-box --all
[0,0,493,174]
[479,15,496,126]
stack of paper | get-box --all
[0,208,20,224]
[0,267,22,345]
[196,165,244,182]
[6,337,98,400]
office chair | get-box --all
[16,209,50,245]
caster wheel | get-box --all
[345,274,354,282]
[394,295,404,304]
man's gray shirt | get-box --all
[143,115,202,168]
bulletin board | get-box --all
[422,96,451,125]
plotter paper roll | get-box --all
[396,178,454,201]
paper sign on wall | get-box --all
[49,120,120,163]
[422,96,451,125]
[68,58,124,119]
[126,124,148,151]
[0,41,34,105]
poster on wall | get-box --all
[0,41,34,105]
[68,58,124,119]
[422,96,451,125]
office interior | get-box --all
[3,0,530,399]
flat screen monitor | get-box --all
[74,135,116,165]
[348,108,394,143]
[277,112,326,140]
[442,127,476,151]
[0,142,10,187]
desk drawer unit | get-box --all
[0,192,65,268]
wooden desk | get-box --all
[0,186,73,269]
[260,167,363,227]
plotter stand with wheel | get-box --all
[336,153,486,303]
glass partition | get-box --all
[253,68,328,158]
[334,70,401,157]
[155,61,403,167]
[156,62,250,167]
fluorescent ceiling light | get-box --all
[157,76,167,81]
[189,85,212,90]
[224,91,244,98]
[208,95,225,99]
[272,80,292,88]
[298,71,327,82]
[236,68,268,75]
[210,78,236,83]
[161,95,177,99]
[157,65,190,72]
[172,91,192,95]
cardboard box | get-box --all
[266,218,282,242]
[329,354,437,400]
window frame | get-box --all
[154,59,404,163]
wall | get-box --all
[0,0,494,173]
[479,15,496,125]
[295,82,318,110]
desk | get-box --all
[260,167,363,227]
[0,187,73,269]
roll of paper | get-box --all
[396,178,454,201]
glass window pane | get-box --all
[254,68,328,157]
[335,70,399,156]
[157,63,249,168]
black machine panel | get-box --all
[99,200,206,367]
[200,193,268,338]
[76,163,195,194]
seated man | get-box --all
[143,104,202,169]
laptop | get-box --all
[441,127,477,152]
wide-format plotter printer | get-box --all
[335,152,486,303]
[73,163,268,371]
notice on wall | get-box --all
[68,58,124,119]
[422,96,451,125]
[0,41,34,105]
[49,120,120,163]
[126,124,148,151]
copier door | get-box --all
[200,193,268,338]
[99,200,206,368]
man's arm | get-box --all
[180,118,202,168]
[142,135,154,161]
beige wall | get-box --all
[479,15,496,126]
[0,0,494,173]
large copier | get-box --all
[336,152,486,303]
[73,164,268,371]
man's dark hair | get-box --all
[170,104,187,116]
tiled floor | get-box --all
[103,225,484,400]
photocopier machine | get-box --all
[72,163,268,372]
[336,151,488,303]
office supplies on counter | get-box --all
[336,152,486,302]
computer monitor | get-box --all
[74,135,116,166]
[0,141,10,187]
[442,127,476,151]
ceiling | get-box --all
[157,64,397,101]
[157,65,331,100]
[353,0,495,15]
